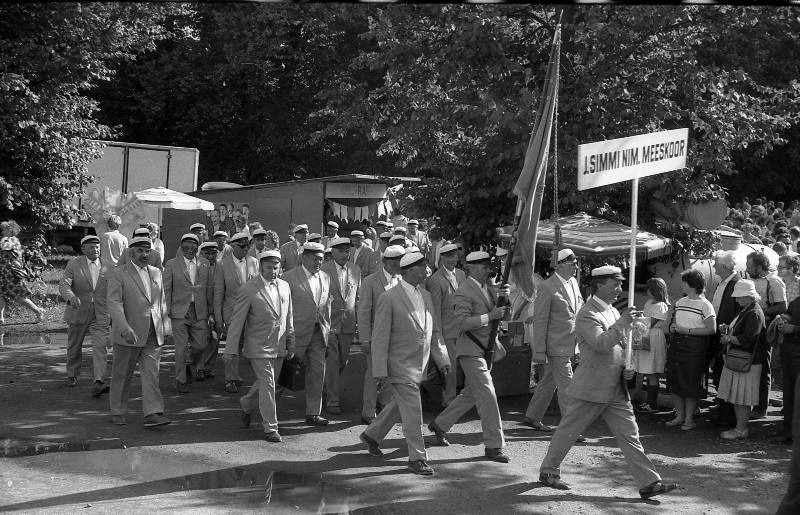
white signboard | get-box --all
[325,182,387,199]
[577,128,689,191]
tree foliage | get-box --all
[0,2,193,228]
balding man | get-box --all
[710,250,741,428]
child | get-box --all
[633,277,670,412]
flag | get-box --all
[511,24,561,299]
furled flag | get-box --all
[511,23,561,299]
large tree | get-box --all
[313,5,800,246]
[0,3,194,228]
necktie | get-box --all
[268,281,279,309]
[339,265,347,296]
[88,260,99,289]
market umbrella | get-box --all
[132,187,214,211]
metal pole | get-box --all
[625,176,639,369]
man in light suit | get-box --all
[198,241,220,379]
[321,237,361,415]
[214,232,259,392]
[523,249,584,434]
[99,214,128,266]
[224,250,294,442]
[246,227,269,259]
[359,252,451,476]
[106,236,171,427]
[320,221,340,249]
[406,220,430,256]
[117,228,163,270]
[282,241,332,425]
[349,230,375,278]
[280,224,308,272]
[357,245,404,424]
[427,251,511,463]
[425,243,466,406]
[163,233,214,392]
[59,235,112,394]
[538,265,677,499]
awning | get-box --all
[535,212,672,260]
[133,187,214,211]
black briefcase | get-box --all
[278,356,305,391]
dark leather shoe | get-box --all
[305,415,329,426]
[427,421,450,446]
[360,432,383,456]
[408,459,434,476]
[576,434,587,443]
[264,431,282,443]
[639,481,678,499]
[240,411,251,428]
[485,448,510,463]
[66,377,78,387]
[522,418,555,432]
[203,368,215,379]
[175,380,190,394]
[143,413,172,428]
[195,368,205,381]
[773,432,793,444]
[224,381,238,393]
[361,415,375,425]
[539,473,570,490]
[91,381,110,397]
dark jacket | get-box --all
[729,301,766,365]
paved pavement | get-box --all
[0,331,792,513]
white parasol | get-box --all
[133,187,214,211]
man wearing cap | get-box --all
[523,248,585,434]
[106,236,171,427]
[280,224,308,272]
[321,221,340,249]
[59,235,113,394]
[163,233,214,392]
[367,232,390,276]
[213,230,231,259]
[189,222,206,242]
[538,265,677,499]
[321,237,362,415]
[406,220,430,256]
[223,250,294,442]
[282,241,332,425]
[389,234,408,249]
[118,228,163,270]
[359,251,451,476]
[214,232,259,393]
[246,228,269,259]
[425,242,466,407]
[427,251,511,464]
[198,241,221,379]
[99,214,128,266]
[357,245,404,424]
[349,230,375,278]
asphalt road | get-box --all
[0,332,791,514]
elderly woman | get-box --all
[0,220,44,324]
[665,269,717,430]
[717,280,765,439]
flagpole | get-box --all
[625,176,639,369]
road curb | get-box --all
[1,437,125,458]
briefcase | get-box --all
[278,356,306,391]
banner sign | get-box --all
[577,128,689,191]
[325,182,387,199]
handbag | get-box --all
[278,355,305,391]
[724,325,760,374]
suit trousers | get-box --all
[442,338,458,405]
[325,333,353,408]
[434,356,505,448]
[172,303,208,383]
[539,394,661,489]
[758,346,773,411]
[525,355,574,421]
[362,350,393,418]
[299,325,327,416]
[66,314,110,381]
[109,325,164,417]
[201,319,219,372]
[241,357,285,433]
[365,382,428,462]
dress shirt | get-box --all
[304,264,323,304]
[183,256,197,302]
[400,279,426,326]
[235,256,247,284]
[443,266,459,290]
[133,262,151,301]
[711,272,737,314]
[86,256,100,290]
[383,268,400,290]
[336,262,348,295]
[556,271,578,311]
[262,275,279,309]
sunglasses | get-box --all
[180,246,197,251]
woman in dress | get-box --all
[665,269,717,430]
[0,220,44,324]
[633,278,670,412]
[717,279,765,439]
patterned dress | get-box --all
[0,236,32,300]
